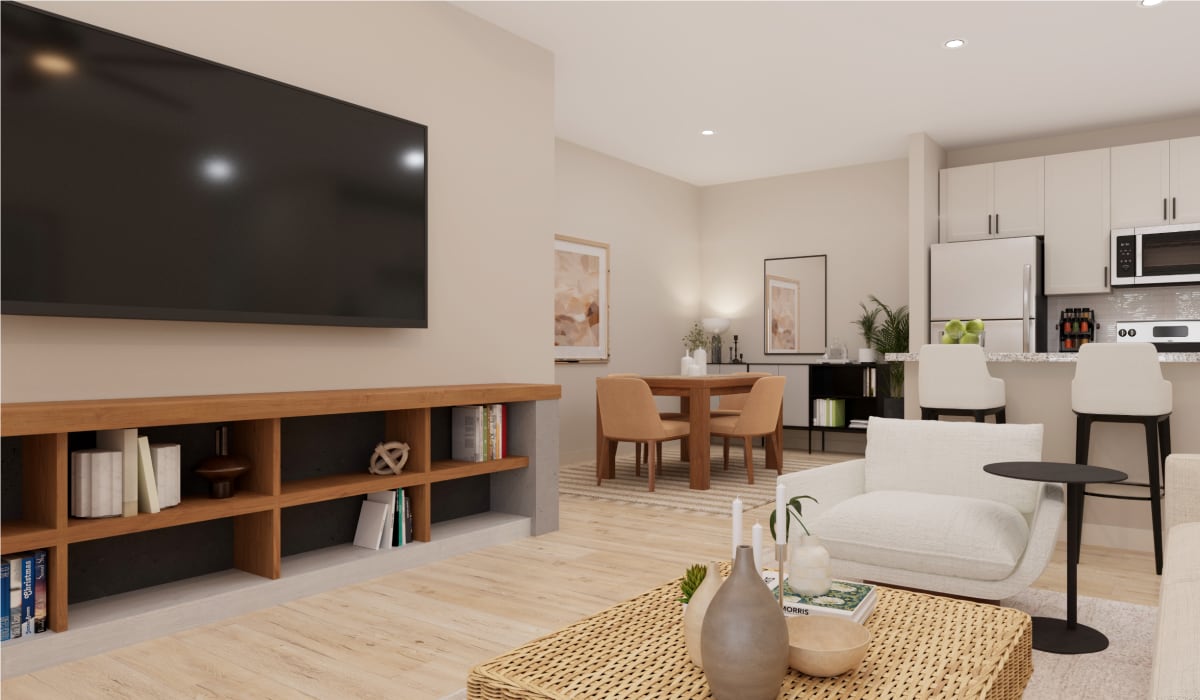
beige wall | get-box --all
[2,2,555,401]
[554,141,701,463]
[946,114,1200,167]
[699,160,909,362]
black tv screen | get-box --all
[2,3,427,328]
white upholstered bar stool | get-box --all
[1072,342,1172,574]
[917,344,1007,423]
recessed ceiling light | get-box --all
[944,39,966,49]
[1140,0,1163,6]
[700,130,715,136]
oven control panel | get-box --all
[1116,320,1200,350]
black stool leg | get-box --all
[1073,414,1092,566]
[921,407,936,421]
[1159,416,1171,489]
[997,408,1006,424]
[973,410,986,423]
[1145,417,1163,576]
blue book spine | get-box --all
[20,556,35,636]
[1,560,10,642]
[33,550,48,633]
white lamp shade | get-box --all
[702,317,731,334]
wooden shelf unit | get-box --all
[0,383,560,639]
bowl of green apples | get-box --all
[942,319,984,345]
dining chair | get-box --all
[596,376,690,491]
[607,373,675,469]
[712,372,772,468]
[709,375,787,485]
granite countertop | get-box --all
[885,351,1200,364]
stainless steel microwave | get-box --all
[1110,222,1200,287]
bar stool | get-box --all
[1071,342,1172,574]
[918,344,1006,422]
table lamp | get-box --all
[702,318,731,364]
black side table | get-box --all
[983,460,1127,654]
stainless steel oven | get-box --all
[1110,222,1200,287]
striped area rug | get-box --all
[559,444,851,514]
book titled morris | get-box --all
[761,573,877,624]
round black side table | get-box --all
[984,460,1127,655]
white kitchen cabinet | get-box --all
[939,157,1044,242]
[1111,137,1200,228]
[1044,148,1111,295]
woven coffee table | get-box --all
[468,568,1032,700]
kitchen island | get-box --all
[886,351,1200,553]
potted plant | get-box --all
[854,295,909,414]
[682,322,710,369]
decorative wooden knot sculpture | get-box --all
[369,441,410,475]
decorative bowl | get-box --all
[785,615,871,677]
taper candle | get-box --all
[775,484,787,544]
[752,522,763,570]
[731,496,743,561]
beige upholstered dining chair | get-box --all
[709,375,787,485]
[596,376,689,491]
[712,372,772,466]
[607,373,677,469]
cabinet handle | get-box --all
[987,214,992,235]
[1164,198,1168,221]
[1104,265,1108,288]
[995,213,1000,234]
[1173,197,1177,220]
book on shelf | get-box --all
[97,428,138,517]
[3,556,19,640]
[1,559,9,642]
[811,399,846,428]
[404,491,413,543]
[761,572,877,624]
[366,491,395,550]
[353,499,391,550]
[71,448,123,518]
[451,405,483,462]
[136,437,162,514]
[395,488,406,547]
[150,443,182,508]
[848,419,869,430]
[18,555,34,636]
[32,549,47,634]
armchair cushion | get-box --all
[863,417,1043,514]
[815,490,1030,581]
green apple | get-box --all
[943,319,965,340]
[940,333,958,344]
[960,331,980,344]
[965,318,985,333]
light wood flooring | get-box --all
[0,478,1161,699]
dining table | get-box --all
[595,373,782,490]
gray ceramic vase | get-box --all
[700,545,789,700]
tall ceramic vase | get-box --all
[701,545,789,700]
[683,562,722,668]
[787,534,832,597]
[692,347,707,375]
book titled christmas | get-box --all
[760,572,877,624]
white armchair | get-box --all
[778,416,1064,600]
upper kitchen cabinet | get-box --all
[1044,148,1110,295]
[939,157,1044,242]
[1111,136,1200,228]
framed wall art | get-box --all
[554,235,610,362]
[764,255,827,354]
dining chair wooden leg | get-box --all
[635,444,642,478]
[723,438,730,470]
[743,436,755,484]
[768,433,782,475]
[657,442,663,468]
[647,440,658,492]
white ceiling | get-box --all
[456,1,1200,186]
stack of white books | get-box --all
[70,449,123,518]
[761,573,878,625]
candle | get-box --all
[731,496,743,561]
[752,522,763,570]
[775,484,787,545]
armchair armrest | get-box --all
[1166,454,1200,532]
[776,458,865,520]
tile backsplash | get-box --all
[1048,285,1200,342]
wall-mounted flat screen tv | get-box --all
[2,3,428,328]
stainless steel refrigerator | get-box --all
[929,236,1047,352]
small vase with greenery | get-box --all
[854,295,910,398]
[682,322,708,353]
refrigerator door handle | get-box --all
[1022,263,1032,353]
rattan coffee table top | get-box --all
[468,567,1032,700]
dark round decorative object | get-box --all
[195,455,250,499]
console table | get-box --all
[984,460,1127,654]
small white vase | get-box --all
[858,348,878,364]
[692,347,707,374]
[681,354,694,376]
[683,562,722,668]
[787,534,832,597]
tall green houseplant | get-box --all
[855,295,909,399]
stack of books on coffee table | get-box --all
[761,572,878,624]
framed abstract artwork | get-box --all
[554,235,610,362]
[764,255,827,354]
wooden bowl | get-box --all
[785,615,871,677]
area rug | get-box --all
[1002,587,1156,700]
[558,444,846,514]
